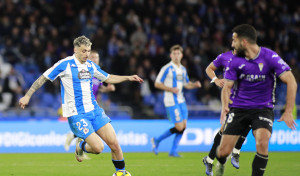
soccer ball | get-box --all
[112,170,131,176]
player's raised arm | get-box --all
[277,71,298,130]
[206,62,225,88]
[19,75,48,109]
[105,74,143,84]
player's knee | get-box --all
[256,139,269,150]
[107,140,121,152]
[217,146,231,158]
[92,143,104,154]
[175,126,184,132]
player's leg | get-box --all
[216,109,249,176]
[82,132,104,153]
[203,124,225,176]
[97,123,126,172]
[67,111,104,162]
[169,103,188,157]
[251,108,274,176]
[151,104,179,155]
[215,134,240,176]
[169,120,186,157]
[252,128,271,176]
[231,125,251,169]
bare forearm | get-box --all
[105,75,129,84]
[25,75,47,98]
[285,80,297,113]
[221,85,231,108]
[206,69,216,80]
[155,82,172,92]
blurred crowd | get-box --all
[0,0,299,118]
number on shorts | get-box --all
[227,113,234,123]
[174,109,180,121]
[76,119,88,131]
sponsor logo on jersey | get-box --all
[78,69,91,79]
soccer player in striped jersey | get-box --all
[216,24,297,176]
[151,44,201,157]
[19,36,143,174]
[64,50,115,152]
[203,49,251,176]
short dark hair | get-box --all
[170,44,183,53]
[232,24,257,44]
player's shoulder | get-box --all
[87,59,97,67]
[217,50,234,59]
[161,62,173,70]
[260,47,278,58]
[53,56,74,68]
[228,55,245,67]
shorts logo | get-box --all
[259,116,273,126]
[83,127,89,134]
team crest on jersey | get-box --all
[258,63,264,72]
[83,127,89,134]
[78,69,91,79]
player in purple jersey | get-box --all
[215,24,297,176]
[202,50,251,176]
[64,50,115,152]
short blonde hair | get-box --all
[73,35,92,47]
[170,44,183,53]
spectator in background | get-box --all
[2,67,24,108]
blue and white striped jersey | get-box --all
[155,61,189,107]
[43,55,109,117]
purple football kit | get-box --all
[225,47,291,109]
[92,77,103,98]
[223,47,291,134]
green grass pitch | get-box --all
[0,152,299,175]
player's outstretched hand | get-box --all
[107,83,116,91]
[19,96,30,109]
[194,81,202,88]
[215,79,225,88]
[170,87,179,94]
[129,75,144,83]
[278,112,297,130]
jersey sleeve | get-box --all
[212,53,224,68]
[43,60,68,81]
[269,53,291,77]
[224,59,238,81]
[91,62,109,82]
[155,66,170,83]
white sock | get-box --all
[206,156,214,164]
[232,148,240,155]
